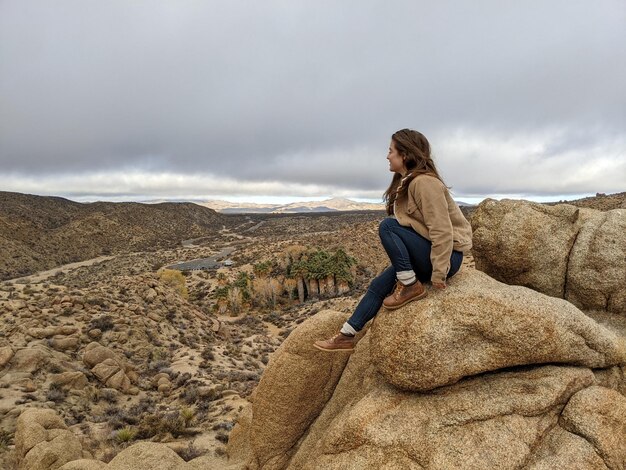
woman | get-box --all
[314,129,473,352]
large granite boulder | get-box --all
[15,408,83,470]
[566,208,626,313]
[471,199,579,298]
[227,310,352,469]
[370,269,626,392]
[227,275,626,469]
[58,442,243,470]
[471,199,626,315]
[288,365,603,470]
[8,346,52,373]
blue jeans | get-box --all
[346,217,463,331]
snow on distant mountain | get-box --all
[199,197,385,213]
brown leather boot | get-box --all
[313,333,355,352]
[383,280,427,310]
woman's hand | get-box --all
[432,281,446,289]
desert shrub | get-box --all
[46,383,67,403]
[0,430,13,449]
[201,346,215,361]
[233,272,251,301]
[102,449,119,463]
[47,362,64,374]
[60,307,73,316]
[89,315,114,332]
[128,396,156,416]
[176,442,204,462]
[175,372,192,388]
[159,269,188,299]
[253,261,273,277]
[85,386,100,403]
[212,421,234,431]
[213,286,229,300]
[114,426,137,443]
[85,297,107,308]
[22,286,35,295]
[181,386,199,405]
[215,431,229,444]
[137,411,186,439]
[180,406,195,426]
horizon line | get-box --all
[2,189,614,206]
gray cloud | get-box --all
[1,0,624,200]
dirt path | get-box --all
[7,255,116,284]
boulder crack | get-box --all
[562,210,582,300]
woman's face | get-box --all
[387,140,407,175]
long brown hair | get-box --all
[383,129,445,215]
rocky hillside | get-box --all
[0,208,390,469]
[550,191,626,211]
[0,192,235,281]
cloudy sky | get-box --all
[1,0,624,204]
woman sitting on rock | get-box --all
[314,128,473,352]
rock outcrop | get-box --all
[228,310,352,469]
[227,270,626,469]
[15,408,83,470]
[471,199,626,315]
[82,342,138,394]
[57,442,241,470]
[371,269,626,391]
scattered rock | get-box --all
[29,326,79,340]
[9,346,52,373]
[0,345,14,367]
[50,336,80,352]
[51,371,89,390]
[144,288,158,302]
[20,379,38,392]
[87,329,102,340]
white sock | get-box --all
[396,270,416,286]
[340,322,357,336]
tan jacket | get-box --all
[394,174,473,283]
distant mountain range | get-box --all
[198,197,386,213]
[199,197,477,214]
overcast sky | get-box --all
[1,0,624,203]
